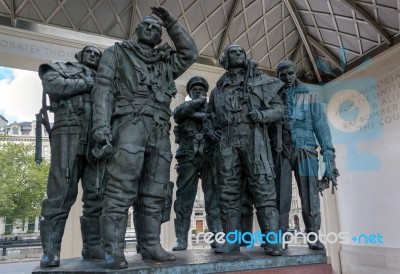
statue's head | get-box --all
[186,76,208,100]
[219,44,247,70]
[136,16,162,47]
[276,60,297,88]
[75,46,102,70]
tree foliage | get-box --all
[0,140,49,221]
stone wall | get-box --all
[320,42,400,274]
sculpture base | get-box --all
[32,246,330,273]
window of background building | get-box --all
[4,217,14,235]
[27,219,35,233]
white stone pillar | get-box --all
[321,191,342,274]
[60,183,83,259]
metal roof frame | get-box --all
[0,0,399,83]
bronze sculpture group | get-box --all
[37,6,338,270]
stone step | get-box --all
[220,263,332,274]
[32,246,328,273]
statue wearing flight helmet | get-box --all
[38,45,103,268]
[205,44,285,256]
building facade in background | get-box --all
[0,118,50,237]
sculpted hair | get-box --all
[276,60,296,75]
[143,15,161,24]
[136,15,163,45]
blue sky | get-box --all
[0,67,15,83]
[0,66,45,123]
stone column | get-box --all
[60,183,83,258]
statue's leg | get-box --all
[273,152,293,249]
[80,217,104,260]
[135,129,175,262]
[100,123,145,269]
[40,130,80,268]
[133,213,141,254]
[255,208,281,256]
[214,146,242,254]
[201,158,223,248]
[240,180,254,247]
[135,213,175,261]
[172,159,199,251]
[39,220,66,268]
[293,149,324,250]
[246,147,282,256]
[273,153,292,235]
[251,182,282,256]
[100,214,128,269]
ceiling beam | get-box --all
[14,0,28,15]
[58,0,77,30]
[128,0,137,39]
[104,0,128,36]
[217,0,240,58]
[46,0,65,23]
[341,0,391,45]
[10,0,15,27]
[283,0,322,82]
[290,39,303,60]
[332,34,400,76]
[76,0,104,33]
[196,55,277,76]
[307,34,343,71]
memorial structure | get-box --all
[2,1,400,274]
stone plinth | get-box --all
[32,246,328,274]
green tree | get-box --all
[0,141,49,223]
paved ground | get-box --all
[0,260,39,274]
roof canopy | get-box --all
[1,0,399,83]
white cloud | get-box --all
[0,68,45,123]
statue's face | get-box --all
[278,66,297,88]
[226,46,246,69]
[137,18,162,47]
[190,84,207,100]
[81,46,101,70]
